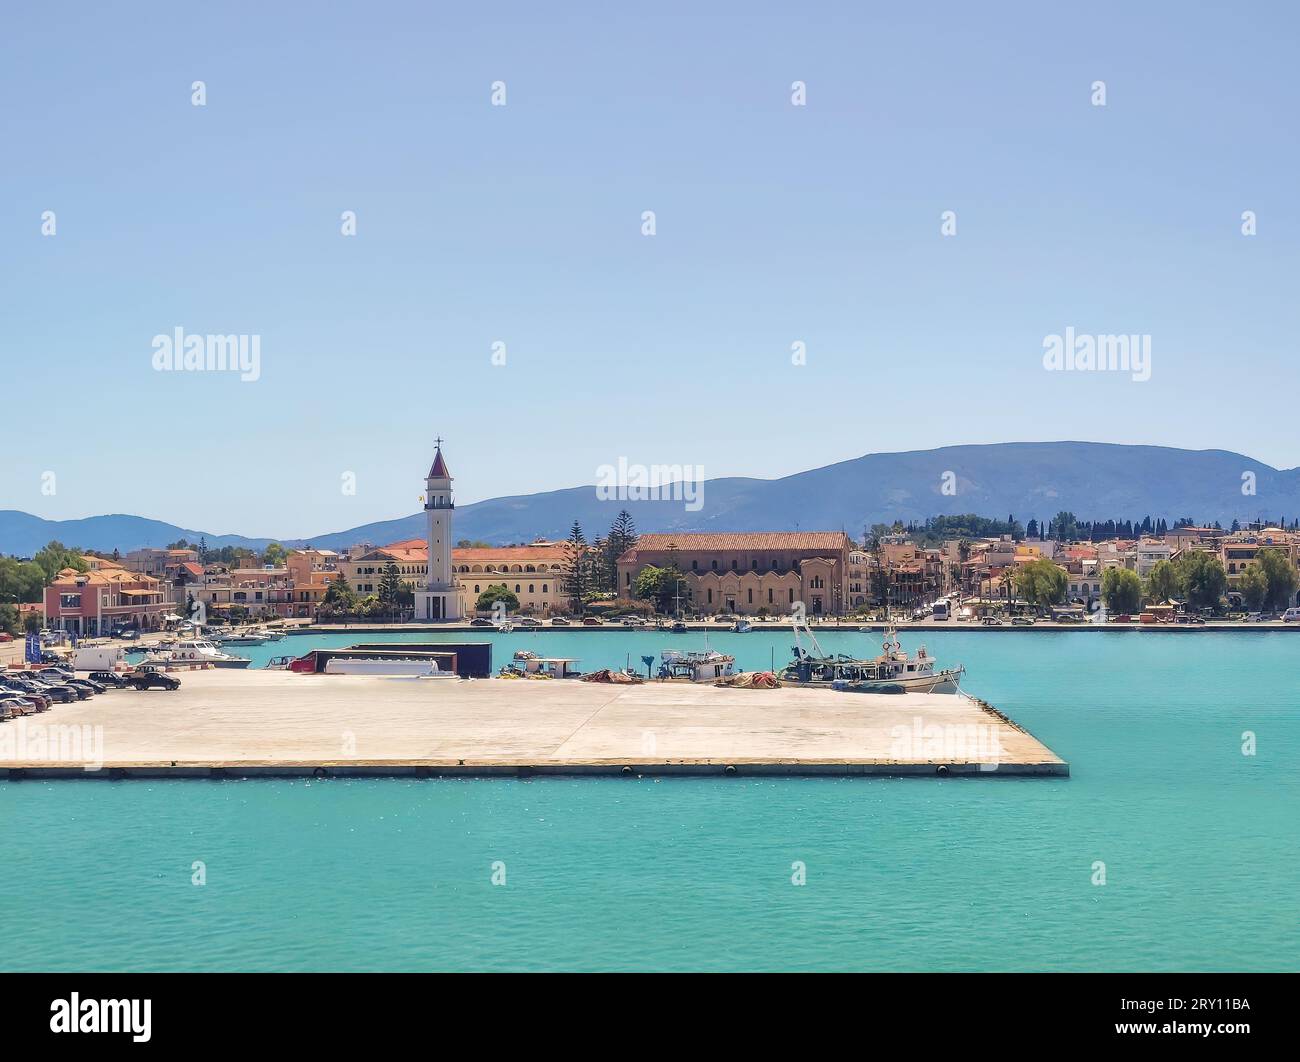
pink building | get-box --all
[43,557,172,636]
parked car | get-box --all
[66,677,105,695]
[0,632,14,642]
[6,678,74,704]
[0,695,41,717]
[581,617,603,626]
[1011,616,1035,626]
[469,618,495,627]
[1,680,51,709]
[120,629,141,641]
[1283,608,1300,623]
[518,617,542,627]
[126,668,181,691]
[549,617,571,626]
[87,671,130,688]
[621,617,647,627]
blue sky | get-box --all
[2,1,1297,538]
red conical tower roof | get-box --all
[428,444,451,479]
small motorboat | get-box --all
[730,619,753,633]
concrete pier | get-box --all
[0,669,1067,778]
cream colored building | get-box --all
[615,531,853,615]
[454,545,570,615]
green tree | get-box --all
[0,557,47,603]
[1173,550,1227,612]
[1013,558,1068,608]
[1101,567,1142,614]
[378,561,403,609]
[633,564,686,615]
[590,535,612,594]
[0,603,20,637]
[562,521,589,610]
[263,542,288,567]
[475,583,520,613]
[605,510,638,593]
[1254,547,1299,611]
[32,541,88,583]
[322,573,358,612]
[1144,559,1179,604]
[1238,565,1268,612]
[1051,511,1078,542]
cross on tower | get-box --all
[434,435,443,450]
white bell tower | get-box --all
[413,438,462,621]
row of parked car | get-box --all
[0,665,181,720]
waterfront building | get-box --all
[43,556,172,635]
[1219,528,1300,603]
[1134,538,1172,576]
[454,544,569,615]
[344,540,428,595]
[123,547,200,578]
[412,442,462,621]
[615,531,852,615]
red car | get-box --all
[0,633,14,642]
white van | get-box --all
[1283,608,1300,623]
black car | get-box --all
[7,678,75,704]
[127,670,181,691]
[66,677,105,695]
[88,671,130,688]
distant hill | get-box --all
[4,442,1298,556]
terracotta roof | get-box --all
[382,538,428,551]
[628,532,852,554]
[51,565,156,587]
[453,545,569,562]
[372,547,428,562]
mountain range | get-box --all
[3,442,1298,557]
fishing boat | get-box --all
[779,618,963,693]
[499,650,582,679]
[730,619,753,633]
[670,620,689,633]
[657,647,736,683]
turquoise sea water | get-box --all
[2,628,1297,971]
